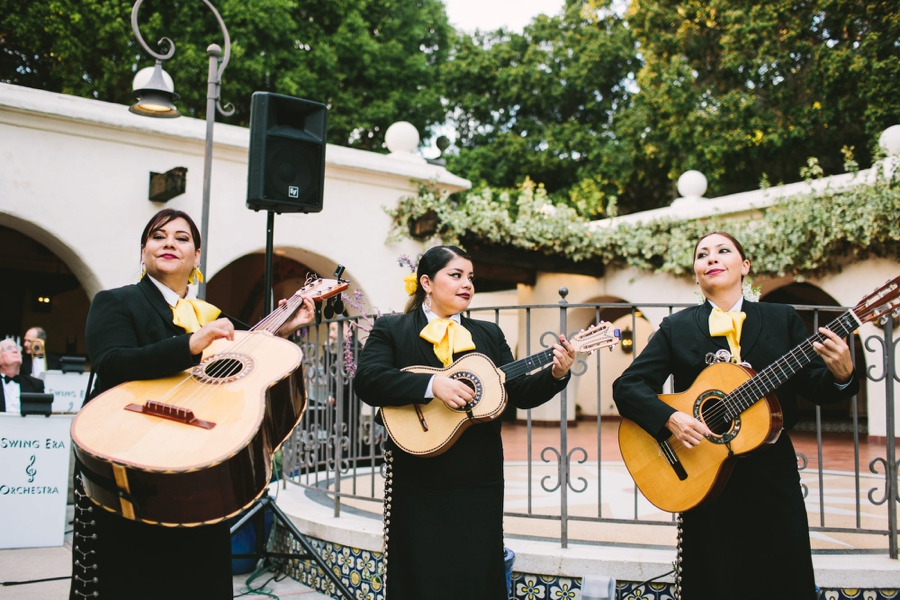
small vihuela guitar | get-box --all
[619,275,900,513]
[381,322,621,457]
[71,275,348,527]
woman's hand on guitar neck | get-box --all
[550,334,576,379]
[812,327,854,384]
[275,297,316,338]
[189,318,235,355]
[667,411,712,449]
[433,375,476,409]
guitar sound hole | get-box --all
[193,353,254,384]
[204,358,243,378]
[699,398,733,435]
[450,371,483,411]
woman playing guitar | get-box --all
[613,232,857,599]
[70,209,314,600]
[354,245,575,600]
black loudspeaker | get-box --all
[247,92,328,214]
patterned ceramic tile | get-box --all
[270,529,897,600]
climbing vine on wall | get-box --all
[387,167,900,280]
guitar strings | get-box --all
[168,293,311,412]
[140,289,316,413]
[681,310,855,440]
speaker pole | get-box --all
[263,210,275,316]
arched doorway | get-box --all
[0,225,90,358]
[568,296,652,419]
[762,282,867,432]
[207,253,320,327]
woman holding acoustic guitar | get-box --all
[613,232,857,599]
[70,208,314,599]
[354,245,575,600]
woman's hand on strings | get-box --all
[550,334,576,379]
[189,318,235,355]
[667,411,711,449]
[812,327,854,384]
[433,375,475,409]
[276,297,316,338]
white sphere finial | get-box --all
[385,121,420,154]
[677,170,707,199]
[879,125,900,156]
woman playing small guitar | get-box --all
[354,245,575,600]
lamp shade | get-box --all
[130,61,180,118]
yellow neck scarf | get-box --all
[419,318,476,367]
[709,306,746,364]
[172,298,222,333]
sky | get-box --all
[442,0,564,34]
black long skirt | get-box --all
[680,433,817,600]
[69,476,233,600]
[384,422,509,600]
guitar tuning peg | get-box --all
[323,299,335,320]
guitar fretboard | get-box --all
[500,348,556,381]
[719,310,860,424]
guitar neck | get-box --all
[724,309,860,419]
[500,348,556,381]
[249,294,306,334]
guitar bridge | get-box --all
[125,401,216,430]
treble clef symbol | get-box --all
[26,455,37,483]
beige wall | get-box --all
[0,83,468,317]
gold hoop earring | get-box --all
[140,263,147,280]
[190,267,204,286]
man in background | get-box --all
[22,326,61,376]
[0,339,45,412]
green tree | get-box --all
[440,0,638,217]
[616,0,900,208]
[0,0,453,149]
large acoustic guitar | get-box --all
[382,322,621,457]
[71,276,348,527]
[619,275,900,513]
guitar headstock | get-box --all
[294,277,349,303]
[570,321,622,354]
[853,275,900,327]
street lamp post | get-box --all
[130,0,234,299]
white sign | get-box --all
[0,414,73,548]
[42,370,90,413]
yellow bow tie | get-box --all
[419,319,476,367]
[172,298,222,333]
[709,307,746,364]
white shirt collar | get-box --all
[422,304,462,324]
[708,297,744,312]
[2,376,20,413]
[146,274,197,308]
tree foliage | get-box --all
[440,0,638,217]
[614,0,900,208]
[0,0,453,149]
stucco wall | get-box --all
[0,83,468,315]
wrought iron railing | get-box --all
[282,293,899,557]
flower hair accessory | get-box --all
[404,273,418,295]
[398,254,419,296]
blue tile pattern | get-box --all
[271,529,897,600]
